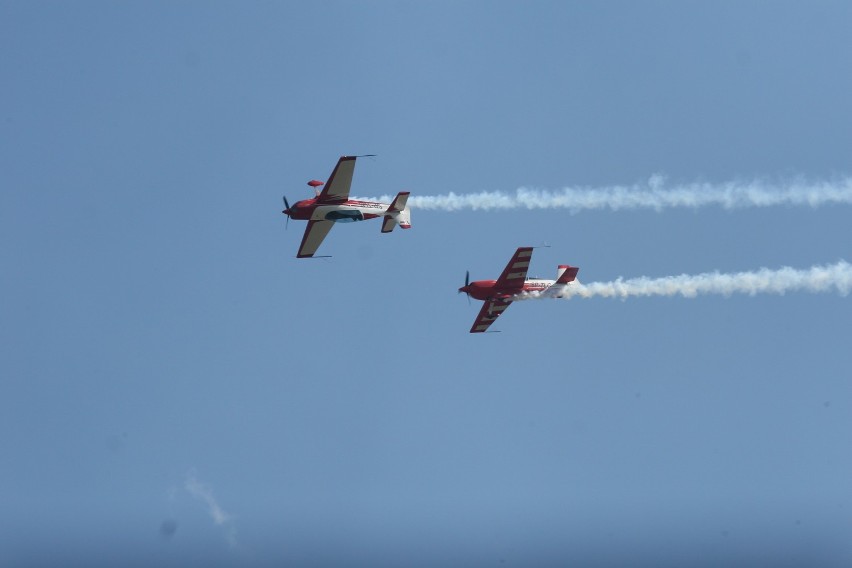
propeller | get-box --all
[282,196,291,230]
[459,270,471,304]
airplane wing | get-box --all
[469,299,512,333]
[494,247,534,289]
[316,156,357,203]
[297,220,334,258]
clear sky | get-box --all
[2,2,851,566]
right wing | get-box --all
[469,299,512,333]
[316,156,357,203]
[494,247,534,289]
[297,220,334,258]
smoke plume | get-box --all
[185,471,238,548]
[357,176,852,212]
[531,261,852,300]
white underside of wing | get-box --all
[298,220,334,257]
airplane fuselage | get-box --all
[461,278,557,301]
[286,198,391,223]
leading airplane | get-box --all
[458,247,580,333]
[282,155,411,258]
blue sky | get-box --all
[2,2,851,566]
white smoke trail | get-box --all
[533,261,852,301]
[356,175,852,212]
[186,470,238,548]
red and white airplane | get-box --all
[458,247,579,333]
[282,155,411,258]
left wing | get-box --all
[469,299,512,333]
[297,220,334,258]
[316,156,357,203]
[494,247,534,289]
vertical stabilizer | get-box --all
[381,192,412,233]
[555,264,579,284]
[540,264,580,298]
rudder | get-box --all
[381,192,412,233]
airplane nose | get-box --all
[459,283,472,304]
[460,270,470,296]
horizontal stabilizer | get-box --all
[388,191,410,212]
[381,215,397,233]
[556,265,579,284]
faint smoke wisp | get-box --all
[185,471,237,548]
[357,176,852,212]
[534,261,852,300]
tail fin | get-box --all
[387,191,410,213]
[555,264,579,284]
[541,264,580,298]
[381,191,412,233]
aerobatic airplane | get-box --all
[458,247,580,333]
[282,155,411,258]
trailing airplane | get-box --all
[282,155,411,258]
[458,247,579,333]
